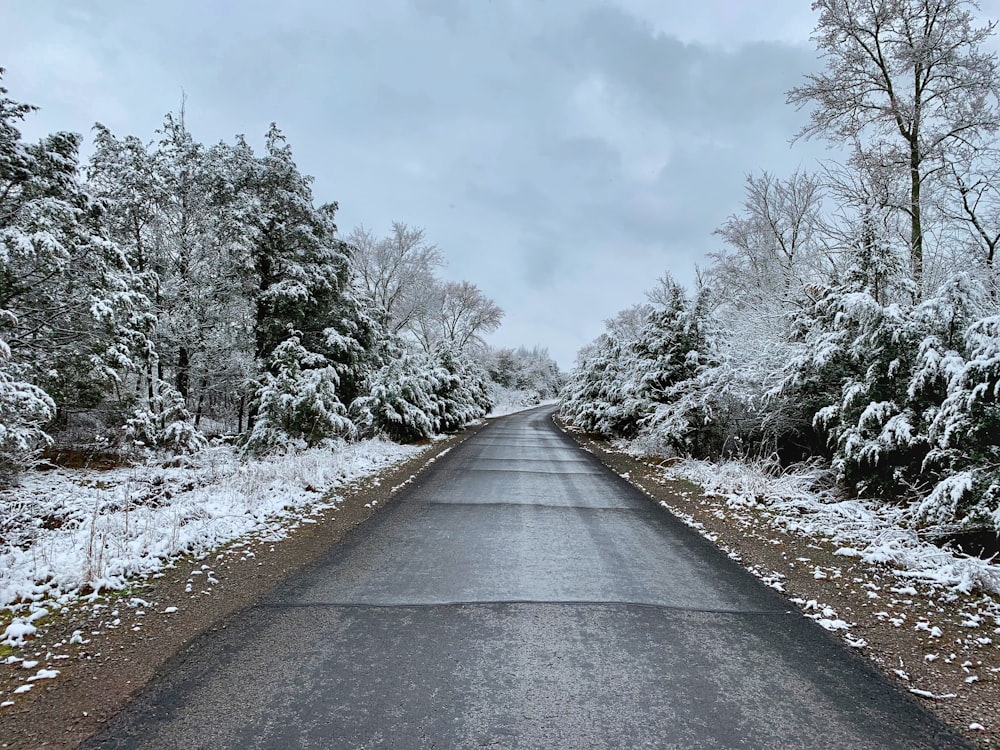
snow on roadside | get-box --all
[0,438,422,642]
[658,456,1000,600]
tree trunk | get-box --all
[176,346,190,400]
[194,376,208,428]
[910,139,923,300]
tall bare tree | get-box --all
[787,0,1000,297]
[411,280,503,354]
[944,144,1000,273]
[711,170,828,308]
[347,222,443,334]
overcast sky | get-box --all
[4,0,833,367]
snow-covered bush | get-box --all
[352,354,440,441]
[244,336,355,455]
[353,347,493,442]
[432,346,493,431]
[915,312,1000,530]
[120,382,206,454]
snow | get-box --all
[816,618,851,631]
[2,621,37,647]
[660,456,1000,599]
[909,688,958,700]
[26,669,59,681]
[0,438,422,629]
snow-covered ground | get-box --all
[656,455,1000,599]
[620,446,1000,655]
[1,439,423,646]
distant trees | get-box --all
[342,221,516,438]
[411,280,504,354]
[562,2,1000,534]
[346,223,503,354]
[484,345,563,397]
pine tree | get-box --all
[227,125,381,451]
[1,73,148,462]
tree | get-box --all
[484,345,564,397]
[243,334,355,454]
[411,279,504,354]
[89,113,248,441]
[0,309,54,479]
[712,170,828,308]
[347,222,443,334]
[1,72,148,453]
[352,346,492,442]
[788,0,1000,297]
[560,316,643,437]
[225,125,383,449]
[943,143,1000,281]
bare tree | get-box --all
[943,144,1000,272]
[411,280,503,353]
[787,0,1000,297]
[347,222,443,334]
[711,170,828,309]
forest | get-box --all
[0,70,563,481]
[561,0,1000,537]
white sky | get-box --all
[0,1,919,367]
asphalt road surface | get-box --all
[85,406,967,749]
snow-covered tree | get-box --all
[712,171,828,308]
[1,73,148,464]
[88,114,253,438]
[220,125,384,450]
[411,279,504,355]
[352,352,441,441]
[244,335,355,454]
[353,345,493,442]
[560,305,650,436]
[788,0,1000,296]
[347,222,443,335]
[484,345,564,399]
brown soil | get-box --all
[559,420,1000,750]
[0,424,484,750]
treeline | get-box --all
[0,70,561,477]
[562,0,1000,534]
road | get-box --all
[85,406,966,749]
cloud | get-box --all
[2,0,831,368]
